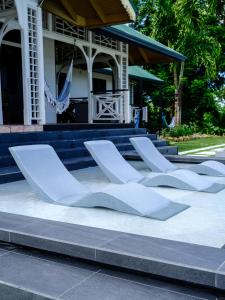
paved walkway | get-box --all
[179,144,225,157]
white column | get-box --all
[88,59,93,124]
[87,31,93,123]
[124,90,131,123]
[123,43,130,124]
[36,4,46,124]
[15,0,31,124]
[15,0,46,125]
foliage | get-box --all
[144,101,161,132]
[201,112,224,135]
[133,0,225,130]
[161,123,198,137]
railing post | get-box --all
[120,93,124,123]
[123,90,131,123]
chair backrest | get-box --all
[84,140,144,184]
[9,145,88,203]
[130,137,176,172]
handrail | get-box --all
[91,89,128,94]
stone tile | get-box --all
[100,234,225,269]
[34,125,43,132]
[61,272,205,300]
[0,251,97,298]
[216,262,225,290]
[96,234,225,286]
[0,229,10,242]
[0,242,14,256]
[99,268,217,299]
[97,249,216,287]
[0,212,38,231]
[0,282,54,300]
[11,232,96,261]
[10,126,24,133]
[23,125,37,133]
[0,126,10,133]
[14,246,99,272]
[10,219,121,261]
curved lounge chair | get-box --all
[84,140,224,193]
[130,136,225,177]
[9,145,188,220]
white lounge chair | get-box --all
[9,145,189,220]
[130,136,225,177]
[84,140,224,193]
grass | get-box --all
[169,136,225,152]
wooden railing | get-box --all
[92,92,125,123]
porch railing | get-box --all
[92,92,125,123]
[0,0,15,11]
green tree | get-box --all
[133,0,224,127]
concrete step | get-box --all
[0,156,96,184]
[0,240,217,300]
[0,139,171,168]
[157,146,178,155]
[0,133,157,156]
[0,212,224,295]
[0,128,148,144]
[0,127,173,183]
[44,122,135,130]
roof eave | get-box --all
[102,27,186,62]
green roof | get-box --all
[102,25,186,62]
[95,66,163,84]
[128,66,163,83]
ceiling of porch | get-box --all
[41,0,136,28]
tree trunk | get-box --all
[173,62,184,125]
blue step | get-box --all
[0,128,148,143]
[0,133,157,156]
[0,128,177,183]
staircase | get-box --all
[0,127,177,184]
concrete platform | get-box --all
[1,161,225,292]
[0,161,225,248]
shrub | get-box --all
[161,123,198,138]
[201,112,224,135]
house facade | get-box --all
[0,0,185,131]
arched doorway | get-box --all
[55,41,89,123]
[0,29,23,124]
[92,52,122,123]
[92,52,119,93]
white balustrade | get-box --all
[92,93,124,123]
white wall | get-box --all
[65,70,113,98]
[43,37,57,123]
[70,69,89,98]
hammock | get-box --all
[134,110,141,128]
[162,113,175,128]
[44,59,73,114]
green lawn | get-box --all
[169,136,225,152]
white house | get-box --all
[0,0,185,131]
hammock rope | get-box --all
[44,59,73,114]
[44,40,76,114]
[162,113,175,128]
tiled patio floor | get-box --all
[0,161,225,248]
